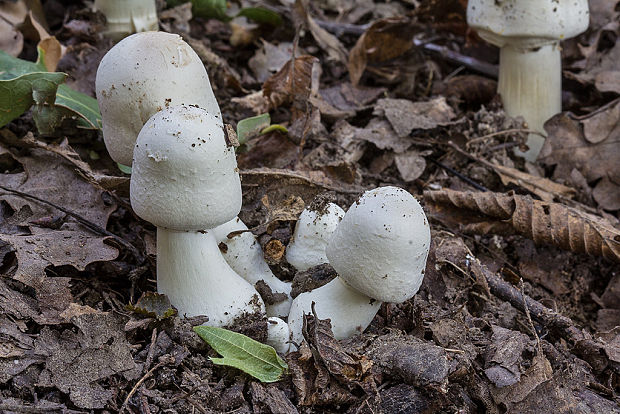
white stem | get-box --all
[287,278,382,345]
[498,43,562,161]
[157,228,265,326]
[94,0,158,40]
[266,317,290,354]
[212,218,292,318]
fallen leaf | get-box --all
[294,0,347,64]
[193,325,288,382]
[394,150,427,182]
[374,97,456,137]
[248,40,293,83]
[126,292,177,321]
[425,189,620,263]
[348,16,416,85]
[263,55,319,114]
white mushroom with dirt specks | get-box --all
[467,0,589,161]
[130,105,265,326]
[287,186,431,344]
[96,31,220,166]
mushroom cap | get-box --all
[130,105,241,230]
[467,0,589,49]
[96,31,220,166]
[286,202,345,271]
[326,186,430,303]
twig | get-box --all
[519,278,542,353]
[144,328,159,373]
[0,184,143,263]
[428,158,489,192]
[120,355,174,413]
[465,128,541,147]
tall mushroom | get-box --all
[287,186,431,344]
[96,31,220,167]
[131,105,265,325]
[94,0,158,40]
[467,0,589,161]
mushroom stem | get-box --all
[498,43,561,161]
[212,217,292,318]
[157,228,265,326]
[287,278,381,345]
[94,0,158,40]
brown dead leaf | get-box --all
[319,82,386,116]
[394,150,427,182]
[348,16,416,85]
[263,55,319,114]
[491,162,576,202]
[484,325,532,387]
[491,353,553,405]
[375,97,456,137]
[22,11,64,71]
[294,0,347,64]
[424,189,620,263]
[248,40,293,83]
[540,103,620,209]
[432,75,497,106]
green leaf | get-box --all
[236,7,282,26]
[236,113,271,146]
[117,163,132,174]
[0,49,101,132]
[193,325,288,382]
[261,124,288,135]
[0,71,67,129]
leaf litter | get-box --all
[0,0,619,412]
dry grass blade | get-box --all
[425,189,620,263]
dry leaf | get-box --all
[347,16,416,85]
[374,97,456,137]
[263,55,319,113]
[248,40,293,83]
[424,189,620,263]
[294,0,347,64]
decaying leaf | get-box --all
[347,16,416,85]
[126,292,177,321]
[425,189,620,263]
[293,0,347,64]
[193,326,288,382]
[374,97,456,136]
[263,55,319,116]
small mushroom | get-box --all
[212,217,293,318]
[131,105,265,325]
[467,0,590,161]
[285,201,345,271]
[96,31,220,166]
[265,317,291,354]
[287,187,431,344]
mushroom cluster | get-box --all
[97,32,432,355]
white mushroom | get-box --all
[288,186,431,344]
[467,0,589,161]
[94,0,158,40]
[96,31,220,166]
[131,105,265,326]
[285,201,345,271]
[211,217,293,318]
[265,317,291,354]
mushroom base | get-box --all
[498,43,562,162]
[287,278,382,345]
[157,228,266,326]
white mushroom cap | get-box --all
[96,31,220,166]
[212,217,293,318]
[286,202,345,271]
[265,317,291,354]
[467,0,590,49]
[131,105,241,230]
[326,186,430,303]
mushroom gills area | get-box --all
[498,43,561,161]
[156,228,265,326]
[288,277,381,345]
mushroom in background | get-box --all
[467,0,590,161]
[94,0,159,40]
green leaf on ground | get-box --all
[0,48,101,132]
[193,325,288,382]
[117,163,132,175]
[237,7,282,26]
[237,113,271,145]
[167,0,281,25]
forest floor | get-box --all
[0,0,619,413]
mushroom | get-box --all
[94,0,158,40]
[211,217,293,318]
[131,105,265,326]
[96,31,220,166]
[467,0,589,161]
[285,201,345,271]
[287,187,431,344]
[265,317,291,354]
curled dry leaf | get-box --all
[263,55,319,115]
[347,16,416,86]
[293,0,347,64]
[424,189,620,263]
